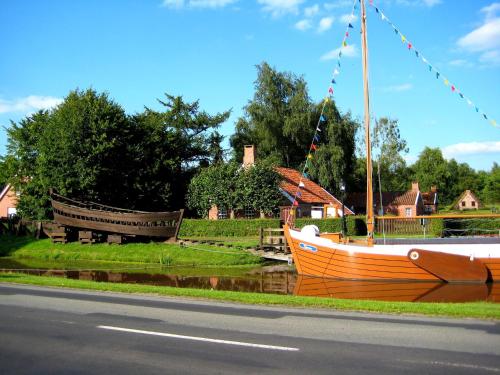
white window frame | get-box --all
[405,207,412,217]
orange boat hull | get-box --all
[284,226,500,282]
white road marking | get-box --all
[400,359,500,373]
[97,325,300,352]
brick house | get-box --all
[207,145,353,220]
[0,184,19,218]
[345,182,438,217]
[455,190,481,210]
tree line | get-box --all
[1,62,498,219]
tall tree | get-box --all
[307,105,358,195]
[130,94,231,211]
[230,62,313,167]
[372,117,410,192]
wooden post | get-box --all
[259,227,263,250]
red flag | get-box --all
[293,200,299,206]
[328,86,333,94]
[451,85,455,92]
[408,43,412,50]
[311,144,317,151]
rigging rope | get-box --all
[285,0,359,226]
[367,0,498,129]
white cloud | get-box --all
[481,2,500,20]
[162,0,237,8]
[304,4,319,17]
[257,0,304,17]
[479,49,500,64]
[339,13,357,24]
[448,59,469,67]
[457,3,500,66]
[318,16,334,32]
[320,44,358,60]
[295,19,312,31]
[421,0,441,7]
[381,83,413,93]
[457,18,500,52]
[0,95,63,114]
[162,0,185,8]
[442,141,500,158]
[324,1,351,10]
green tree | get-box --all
[307,106,358,195]
[412,147,453,204]
[129,94,230,211]
[6,91,131,218]
[187,160,282,218]
[482,163,500,204]
[371,117,410,192]
[238,160,283,216]
[230,62,313,167]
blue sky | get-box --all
[1,0,499,171]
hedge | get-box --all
[178,217,367,237]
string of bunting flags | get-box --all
[286,0,359,225]
[367,0,498,129]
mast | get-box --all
[361,0,375,245]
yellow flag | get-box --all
[401,35,406,43]
[324,97,330,103]
[308,154,313,159]
[491,119,498,127]
[444,79,449,86]
[343,41,347,47]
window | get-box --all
[311,206,324,219]
[244,207,256,219]
[471,201,476,207]
[462,201,466,207]
[218,208,228,219]
[405,208,412,217]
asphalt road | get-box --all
[0,283,499,374]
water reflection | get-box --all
[294,276,499,303]
[1,265,498,303]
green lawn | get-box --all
[0,234,262,267]
[1,272,498,320]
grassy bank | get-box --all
[0,235,262,267]
[1,272,498,320]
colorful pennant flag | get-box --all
[293,200,299,207]
[371,0,498,129]
[299,181,305,188]
[320,114,326,122]
[307,154,313,160]
[311,144,317,150]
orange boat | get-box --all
[284,0,500,283]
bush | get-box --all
[179,216,368,237]
[179,219,281,237]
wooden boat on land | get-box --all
[284,0,500,283]
[51,192,184,239]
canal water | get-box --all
[0,258,497,303]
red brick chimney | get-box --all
[431,185,437,193]
[411,181,419,192]
[243,145,255,169]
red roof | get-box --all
[392,191,419,206]
[276,167,353,214]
